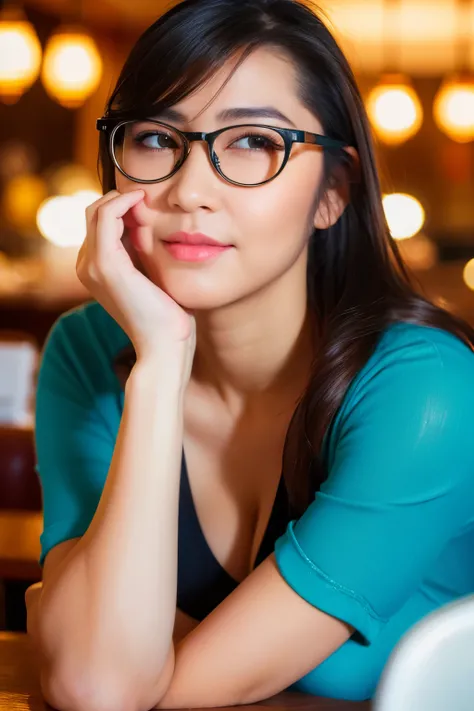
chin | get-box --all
[160,280,235,312]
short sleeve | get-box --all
[35,305,125,566]
[274,325,474,645]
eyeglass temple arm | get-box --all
[296,130,347,149]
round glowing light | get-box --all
[397,233,438,271]
[463,259,474,291]
[0,8,42,103]
[41,28,102,108]
[383,193,426,240]
[367,75,423,145]
[37,190,101,247]
[47,162,101,196]
[2,174,48,231]
[434,78,474,143]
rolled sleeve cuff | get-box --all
[274,521,388,645]
[39,518,91,566]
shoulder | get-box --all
[348,322,474,406]
[374,321,474,369]
[322,322,474,499]
[325,322,474,469]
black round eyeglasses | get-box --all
[97,117,348,188]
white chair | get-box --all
[0,332,38,427]
[374,595,474,711]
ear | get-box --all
[313,146,359,230]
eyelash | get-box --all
[132,131,284,152]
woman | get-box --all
[26,0,474,708]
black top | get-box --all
[177,451,291,621]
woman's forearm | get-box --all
[173,609,200,645]
[35,356,187,711]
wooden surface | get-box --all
[0,632,372,710]
[0,512,42,581]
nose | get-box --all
[167,139,221,213]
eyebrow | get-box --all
[152,106,296,128]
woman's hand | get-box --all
[77,190,196,372]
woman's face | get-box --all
[116,47,341,311]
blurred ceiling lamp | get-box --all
[383,193,426,240]
[366,0,423,145]
[41,26,102,108]
[37,190,101,247]
[367,75,423,145]
[463,258,474,290]
[434,78,474,142]
[0,4,42,104]
[433,0,474,142]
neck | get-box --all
[190,265,317,417]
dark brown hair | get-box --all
[99,0,474,518]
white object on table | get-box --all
[374,595,474,710]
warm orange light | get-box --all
[0,7,42,103]
[434,77,474,143]
[2,174,48,231]
[463,259,474,290]
[383,193,426,240]
[367,74,423,145]
[41,27,102,108]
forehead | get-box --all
[169,47,307,124]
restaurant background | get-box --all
[0,0,473,630]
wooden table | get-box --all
[0,633,372,710]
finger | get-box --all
[94,190,145,261]
[85,190,119,233]
[127,202,154,254]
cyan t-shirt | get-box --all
[35,301,474,701]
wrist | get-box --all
[127,353,188,397]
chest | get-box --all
[182,391,293,583]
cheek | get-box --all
[238,169,321,255]
[114,170,131,193]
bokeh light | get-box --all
[41,29,103,108]
[463,259,474,291]
[2,174,48,232]
[367,76,423,145]
[383,193,426,240]
[434,78,474,143]
[36,190,101,247]
[47,162,102,196]
[0,8,42,103]
[397,233,438,271]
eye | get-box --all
[134,131,179,150]
[229,133,283,151]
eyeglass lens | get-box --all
[112,120,287,185]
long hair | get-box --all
[99,0,474,518]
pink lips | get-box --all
[162,242,232,262]
[162,231,233,262]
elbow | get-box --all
[40,648,175,711]
[40,666,143,711]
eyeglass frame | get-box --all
[96,116,348,188]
